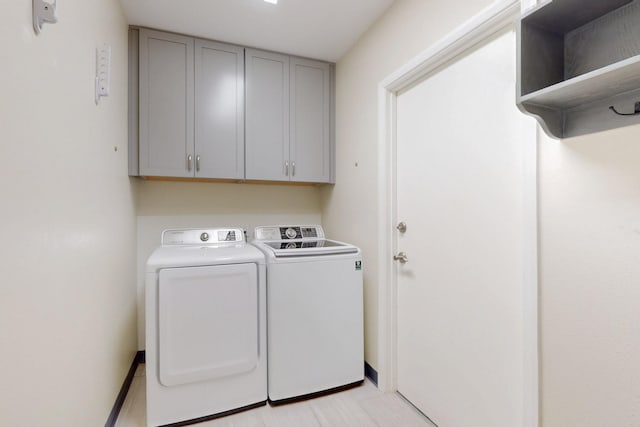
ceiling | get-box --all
[119,0,395,62]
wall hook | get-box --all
[609,102,640,117]
[33,0,58,35]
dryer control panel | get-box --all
[162,228,245,246]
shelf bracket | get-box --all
[33,0,58,35]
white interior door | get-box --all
[396,29,527,427]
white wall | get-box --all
[135,180,322,349]
[321,0,496,370]
[538,126,640,425]
[0,1,137,426]
[326,0,640,423]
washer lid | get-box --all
[256,239,358,257]
[253,225,359,257]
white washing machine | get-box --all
[252,225,364,404]
[145,228,266,427]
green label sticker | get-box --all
[355,260,362,270]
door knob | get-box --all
[393,252,408,263]
[396,222,407,233]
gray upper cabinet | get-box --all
[245,49,290,182]
[195,40,244,179]
[138,29,244,179]
[133,29,333,183]
[246,49,332,183]
[290,57,331,183]
[139,29,194,178]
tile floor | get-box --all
[115,364,436,427]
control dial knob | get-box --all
[285,227,297,239]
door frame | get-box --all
[376,0,539,426]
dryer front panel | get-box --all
[157,263,259,387]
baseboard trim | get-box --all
[105,350,145,427]
[364,362,378,386]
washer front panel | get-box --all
[266,256,364,400]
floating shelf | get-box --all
[517,0,640,138]
[520,55,640,109]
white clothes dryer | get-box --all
[252,225,364,404]
[145,228,266,427]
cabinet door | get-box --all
[290,57,331,183]
[195,40,245,179]
[245,49,290,181]
[139,29,194,177]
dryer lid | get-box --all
[146,228,265,272]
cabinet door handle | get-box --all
[292,161,296,176]
[187,154,193,172]
[196,155,200,172]
[285,161,289,176]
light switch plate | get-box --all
[95,44,111,104]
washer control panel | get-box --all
[284,227,298,239]
[254,225,324,241]
[162,228,244,246]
